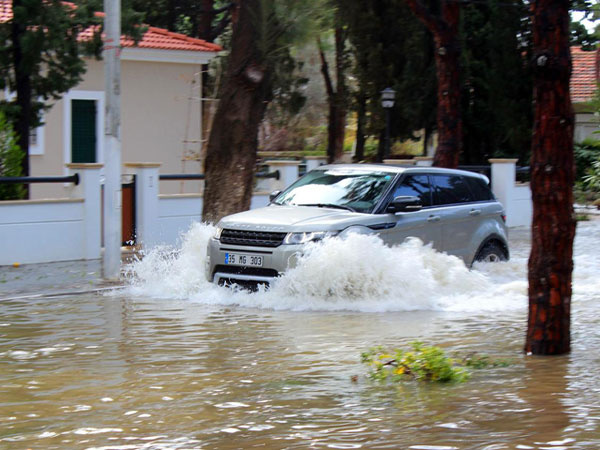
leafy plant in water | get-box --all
[361,342,510,384]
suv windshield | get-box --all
[273,168,395,213]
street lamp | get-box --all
[381,87,395,159]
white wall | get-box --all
[0,200,85,265]
[157,195,203,246]
[490,159,532,228]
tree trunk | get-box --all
[332,27,347,162]
[198,0,214,41]
[404,0,462,168]
[318,28,346,164]
[525,0,574,355]
[201,0,271,224]
[12,0,30,196]
[354,93,366,162]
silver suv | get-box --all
[206,164,509,287]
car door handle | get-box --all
[427,215,441,223]
[469,209,481,216]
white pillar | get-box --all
[305,156,327,173]
[67,163,103,260]
[414,156,434,167]
[103,0,122,280]
[124,163,161,251]
[489,158,517,212]
[265,160,301,192]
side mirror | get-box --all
[387,195,423,213]
[269,190,282,202]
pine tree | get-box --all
[0,0,102,183]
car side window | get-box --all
[431,175,474,205]
[391,175,432,207]
[465,176,495,201]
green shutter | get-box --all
[71,99,97,163]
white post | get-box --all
[489,158,517,221]
[103,0,122,280]
[304,156,327,173]
[67,163,103,260]
[124,163,161,250]
[265,160,301,192]
[414,156,434,167]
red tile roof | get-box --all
[571,47,598,103]
[0,0,221,53]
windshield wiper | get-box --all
[300,203,356,212]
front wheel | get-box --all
[475,242,507,263]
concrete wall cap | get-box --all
[66,163,104,169]
[159,193,204,199]
[124,162,162,168]
[384,159,415,165]
[265,160,302,166]
[0,198,83,206]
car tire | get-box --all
[475,242,507,263]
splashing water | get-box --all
[123,220,600,312]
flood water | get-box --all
[1,220,600,449]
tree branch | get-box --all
[403,0,445,35]
[317,37,335,101]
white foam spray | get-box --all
[122,220,600,312]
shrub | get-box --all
[574,139,600,182]
[0,112,25,200]
[583,159,600,192]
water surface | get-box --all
[1,221,599,449]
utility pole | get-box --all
[103,0,122,280]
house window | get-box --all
[63,90,104,173]
[71,99,97,163]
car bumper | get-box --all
[206,237,303,286]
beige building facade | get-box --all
[29,48,218,199]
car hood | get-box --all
[218,205,369,232]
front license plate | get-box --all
[225,253,263,267]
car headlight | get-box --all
[283,231,337,245]
[213,226,223,240]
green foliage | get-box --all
[461,0,533,164]
[0,0,103,128]
[583,159,600,190]
[575,139,600,181]
[0,112,25,200]
[0,0,143,160]
[570,0,599,50]
[361,342,512,384]
[339,0,436,142]
[361,342,471,384]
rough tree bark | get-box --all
[11,0,31,193]
[404,0,461,168]
[525,0,575,355]
[201,0,271,223]
[318,29,347,164]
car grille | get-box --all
[220,229,287,247]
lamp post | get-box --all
[381,87,396,160]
